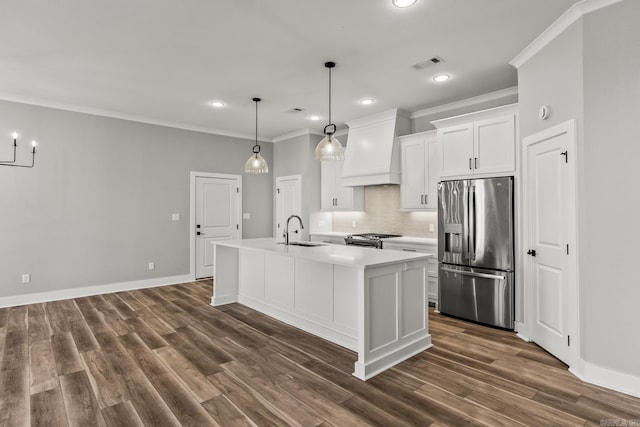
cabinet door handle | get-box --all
[469,158,472,170]
[425,194,428,205]
[402,248,417,252]
[420,195,424,204]
[475,157,478,169]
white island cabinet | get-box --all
[213,238,432,380]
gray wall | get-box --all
[272,133,322,240]
[517,0,640,378]
[0,100,273,298]
[581,0,640,377]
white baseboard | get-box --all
[210,294,237,306]
[570,359,640,398]
[353,335,432,381]
[515,321,532,342]
[0,274,193,308]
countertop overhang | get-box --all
[215,238,431,269]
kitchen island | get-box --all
[213,238,432,380]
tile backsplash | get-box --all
[332,185,438,238]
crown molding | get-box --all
[272,128,323,143]
[334,128,349,138]
[410,87,518,119]
[0,92,272,143]
[510,0,623,69]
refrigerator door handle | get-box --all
[470,185,476,261]
[441,267,505,280]
[462,184,470,261]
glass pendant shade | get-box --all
[244,97,269,174]
[244,152,269,173]
[314,134,344,160]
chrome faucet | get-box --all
[284,215,304,245]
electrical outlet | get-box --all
[242,213,250,219]
[429,223,435,233]
[352,220,357,228]
[172,213,180,221]
[22,274,30,284]
[148,262,155,270]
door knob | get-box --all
[527,249,537,257]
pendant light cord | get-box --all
[253,97,261,154]
[328,65,332,125]
[324,61,336,136]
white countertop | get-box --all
[309,231,350,237]
[215,238,431,269]
[384,236,438,246]
[309,233,437,246]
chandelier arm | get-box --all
[1,152,35,168]
[0,137,35,168]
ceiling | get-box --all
[0,0,578,141]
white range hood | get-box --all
[341,108,411,187]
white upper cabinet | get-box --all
[399,130,438,210]
[321,158,364,211]
[433,104,518,178]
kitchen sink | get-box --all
[279,241,327,247]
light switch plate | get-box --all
[243,213,250,219]
[148,262,155,270]
[172,213,180,221]
[429,224,435,232]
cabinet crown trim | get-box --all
[346,108,411,129]
[399,130,437,142]
[431,104,518,129]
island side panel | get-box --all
[211,244,239,306]
[234,249,359,351]
[353,259,432,380]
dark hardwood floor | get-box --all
[1,280,638,426]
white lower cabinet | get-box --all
[384,241,438,307]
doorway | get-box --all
[275,175,302,243]
[522,120,578,366]
[190,172,242,279]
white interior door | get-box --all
[275,175,301,243]
[195,175,240,279]
[523,120,577,365]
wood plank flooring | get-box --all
[1,280,638,426]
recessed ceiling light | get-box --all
[359,98,375,105]
[308,115,320,121]
[432,74,451,82]
[392,0,417,8]
[209,100,225,108]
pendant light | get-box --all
[314,61,345,161]
[244,97,269,174]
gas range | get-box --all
[344,233,402,249]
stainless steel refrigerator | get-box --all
[438,177,515,329]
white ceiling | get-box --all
[0,0,578,140]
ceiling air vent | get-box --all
[410,56,445,71]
